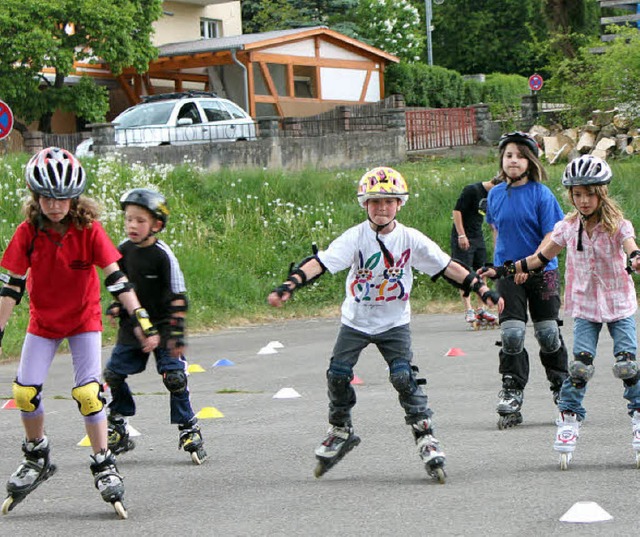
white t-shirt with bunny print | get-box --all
[317,221,451,335]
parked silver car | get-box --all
[76,92,256,156]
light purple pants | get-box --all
[16,331,106,424]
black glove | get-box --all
[0,327,4,347]
[481,288,501,305]
[105,302,121,317]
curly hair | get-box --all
[565,184,624,236]
[23,194,101,229]
[497,142,548,183]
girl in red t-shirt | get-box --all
[0,148,159,518]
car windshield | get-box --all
[114,101,175,128]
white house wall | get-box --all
[321,68,372,101]
[364,71,380,102]
[318,41,369,61]
[260,40,316,57]
[154,1,242,46]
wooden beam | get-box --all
[601,14,640,24]
[359,69,372,102]
[117,74,139,105]
[258,62,284,116]
[250,52,377,70]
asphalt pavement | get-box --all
[0,313,638,536]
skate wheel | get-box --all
[2,496,14,515]
[560,452,570,471]
[112,500,128,519]
[191,448,207,465]
[431,467,446,484]
[313,461,327,479]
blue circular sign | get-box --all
[0,100,14,140]
[528,74,544,92]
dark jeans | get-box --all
[326,324,432,426]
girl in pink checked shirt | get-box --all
[484,154,640,470]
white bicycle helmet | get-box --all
[562,155,612,187]
[25,147,87,199]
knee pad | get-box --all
[12,380,42,413]
[162,370,188,394]
[72,380,105,416]
[103,368,125,390]
[613,352,639,384]
[389,359,417,396]
[501,320,526,355]
[533,320,560,353]
[569,352,595,389]
[326,362,353,392]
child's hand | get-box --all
[105,302,121,327]
[133,327,160,352]
[268,289,291,307]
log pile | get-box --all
[529,109,639,165]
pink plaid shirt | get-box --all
[550,217,637,323]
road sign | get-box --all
[528,73,544,92]
[0,100,14,141]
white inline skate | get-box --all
[554,411,580,470]
[90,449,127,519]
[496,382,524,430]
[2,437,57,515]
[632,410,640,469]
[412,419,446,484]
[178,420,207,465]
[314,424,361,478]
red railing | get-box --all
[406,107,477,151]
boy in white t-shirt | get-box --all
[268,167,503,483]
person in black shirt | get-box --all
[451,176,501,326]
[102,188,207,464]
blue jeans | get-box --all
[559,316,640,420]
[104,344,195,425]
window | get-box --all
[293,65,317,98]
[200,100,232,122]
[200,18,222,39]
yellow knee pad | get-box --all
[12,380,42,412]
[71,381,105,416]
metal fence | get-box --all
[42,132,88,152]
[277,95,399,137]
[405,107,477,151]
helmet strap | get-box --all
[368,217,395,266]
[507,171,528,188]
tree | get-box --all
[353,0,425,62]
[0,0,163,133]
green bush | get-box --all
[482,73,529,119]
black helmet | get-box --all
[26,147,86,199]
[120,188,169,229]
[498,132,539,157]
[562,155,612,187]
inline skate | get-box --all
[554,411,580,470]
[90,449,127,519]
[178,419,207,465]
[412,419,446,483]
[2,437,57,515]
[313,424,360,478]
[469,308,498,330]
[107,414,135,455]
[496,379,524,429]
[632,410,640,469]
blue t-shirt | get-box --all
[486,181,564,270]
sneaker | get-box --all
[554,411,580,453]
[632,410,640,452]
[465,309,476,323]
[315,425,354,459]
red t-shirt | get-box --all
[1,220,121,339]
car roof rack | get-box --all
[140,90,219,103]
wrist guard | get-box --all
[273,246,327,299]
[0,273,26,305]
[481,288,500,305]
[132,307,158,337]
[105,302,121,317]
[0,327,4,346]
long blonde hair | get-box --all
[565,184,624,235]
[23,194,101,229]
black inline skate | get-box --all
[107,414,135,455]
[178,419,207,465]
[412,419,446,484]
[2,437,57,515]
[314,424,361,478]
[496,378,524,430]
[90,449,127,519]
